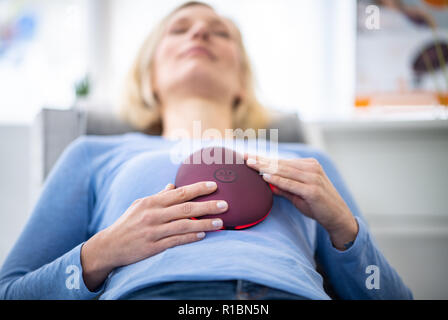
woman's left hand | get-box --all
[245,154,358,251]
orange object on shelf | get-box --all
[422,0,448,9]
[355,91,448,107]
[355,96,371,108]
[437,93,448,106]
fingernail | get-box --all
[217,201,227,209]
[212,219,223,228]
[197,232,206,239]
[262,173,271,180]
[165,183,172,190]
[206,181,217,188]
[247,158,256,165]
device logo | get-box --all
[214,168,238,183]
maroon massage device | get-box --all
[175,146,273,230]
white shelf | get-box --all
[303,106,448,131]
[368,214,448,237]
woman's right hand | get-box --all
[80,181,227,291]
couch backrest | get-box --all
[31,107,306,183]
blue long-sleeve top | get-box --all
[0,132,413,299]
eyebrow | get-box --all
[170,16,229,29]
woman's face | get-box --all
[153,5,242,104]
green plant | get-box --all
[74,75,90,99]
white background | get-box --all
[0,0,355,123]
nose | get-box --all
[190,21,210,41]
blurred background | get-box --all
[0,0,447,299]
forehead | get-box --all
[168,5,234,30]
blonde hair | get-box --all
[118,1,270,135]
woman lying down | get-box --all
[0,2,412,300]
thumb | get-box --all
[159,183,175,194]
[272,186,294,202]
[274,186,310,215]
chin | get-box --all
[182,60,218,78]
[171,67,230,95]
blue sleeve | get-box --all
[312,151,413,300]
[0,136,104,299]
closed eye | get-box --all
[213,30,230,38]
[170,27,188,34]
[170,27,229,38]
[168,17,232,38]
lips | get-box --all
[181,46,216,60]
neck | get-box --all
[161,97,233,140]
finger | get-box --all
[246,153,318,173]
[245,153,285,172]
[244,152,256,162]
[244,153,272,166]
[246,156,322,182]
[273,186,310,214]
[284,158,323,174]
[155,231,207,251]
[255,161,318,184]
[245,154,303,181]
[158,183,175,194]
[245,154,280,175]
[272,185,296,202]
[155,218,223,240]
[155,181,218,207]
[261,173,309,198]
[158,200,228,223]
[165,183,175,190]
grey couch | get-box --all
[30,107,306,184]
